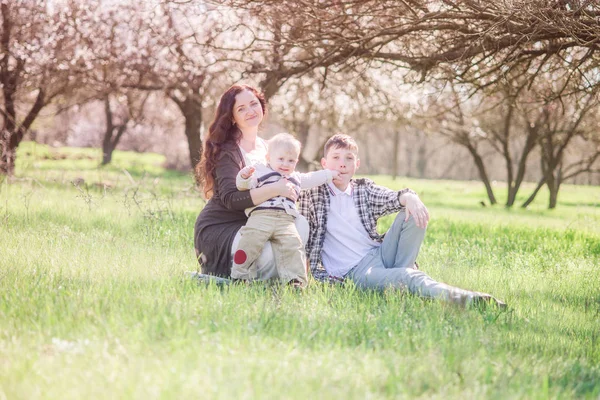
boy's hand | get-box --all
[329,170,340,181]
[240,166,255,179]
[400,192,430,229]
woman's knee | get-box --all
[231,229,277,280]
[256,242,278,280]
[295,214,309,244]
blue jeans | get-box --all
[347,211,477,301]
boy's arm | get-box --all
[399,191,429,229]
[365,179,417,218]
[297,169,334,189]
[367,181,428,228]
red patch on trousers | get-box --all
[234,250,247,265]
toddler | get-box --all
[232,133,338,287]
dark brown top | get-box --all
[194,141,254,277]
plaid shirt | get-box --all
[298,178,415,282]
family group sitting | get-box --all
[194,84,506,308]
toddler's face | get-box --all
[267,148,299,177]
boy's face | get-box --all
[267,147,299,177]
[321,146,360,190]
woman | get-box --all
[194,84,305,278]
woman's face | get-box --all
[232,90,263,131]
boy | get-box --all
[232,133,338,287]
[298,134,506,307]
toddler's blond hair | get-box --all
[268,133,301,158]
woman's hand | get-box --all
[274,178,298,201]
[249,177,297,205]
[400,192,429,229]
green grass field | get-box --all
[1,142,599,399]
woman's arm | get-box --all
[250,179,298,204]
[215,152,298,209]
[215,152,254,210]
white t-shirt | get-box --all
[239,138,268,167]
[321,183,380,277]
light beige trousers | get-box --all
[231,210,308,285]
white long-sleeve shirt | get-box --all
[236,163,333,217]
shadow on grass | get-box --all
[560,201,600,208]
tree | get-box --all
[421,87,499,205]
[212,1,600,195]
[523,90,600,208]
[477,81,542,207]
[0,1,89,176]
[79,4,152,165]
[101,91,149,165]
[269,70,390,171]
[415,65,600,209]
[123,1,239,171]
[222,1,600,96]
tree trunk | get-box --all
[302,136,329,172]
[548,167,563,209]
[0,4,52,176]
[506,185,517,207]
[0,90,45,176]
[295,121,311,172]
[297,157,309,172]
[507,127,539,207]
[102,96,115,165]
[545,167,558,209]
[521,177,546,208]
[0,132,17,176]
[260,70,284,102]
[101,140,114,165]
[392,129,400,180]
[362,132,372,173]
[169,90,203,171]
[416,141,427,178]
[502,147,515,207]
[181,97,203,170]
[466,144,497,205]
[101,96,129,166]
[185,112,203,170]
[101,124,127,165]
[548,183,559,209]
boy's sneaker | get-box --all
[447,290,507,310]
[469,292,507,310]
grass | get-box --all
[1,142,599,399]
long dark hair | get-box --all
[195,84,267,198]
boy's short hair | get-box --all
[268,132,301,157]
[324,134,359,157]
